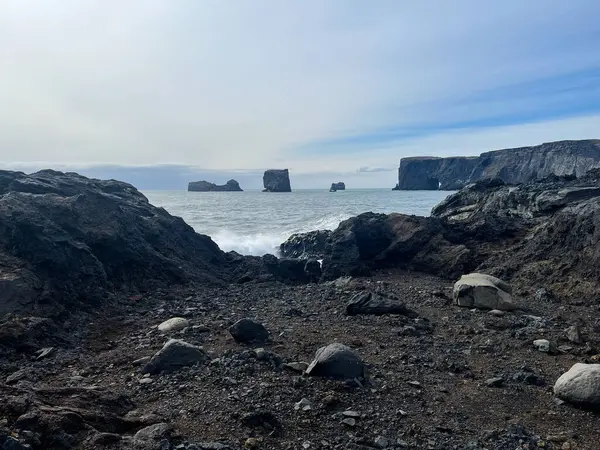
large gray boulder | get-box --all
[142,339,206,374]
[554,363,600,407]
[306,343,364,379]
[263,169,291,192]
[453,273,516,310]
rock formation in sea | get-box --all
[396,139,600,190]
[263,169,292,192]
[282,169,600,299]
[188,179,243,192]
[330,182,345,192]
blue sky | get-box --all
[1,1,599,189]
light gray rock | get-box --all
[453,273,516,310]
[133,423,172,450]
[157,317,190,332]
[306,343,364,379]
[142,339,206,374]
[565,325,583,344]
[533,339,557,354]
[374,436,389,449]
[554,363,600,406]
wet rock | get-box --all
[554,363,600,407]
[142,339,207,374]
[158,317,190,333]
[228,319,269,345]
[453,273,516,310]
[346,291,416,316]
[306,343,364,379]
[280,230,331,259]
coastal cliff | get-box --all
[188,179,243,192]
[397,139,600,190]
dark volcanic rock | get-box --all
[397,139,600,190]
[306,343,364,379]
[228,319,269,344]
[330,182,345,192]
[263,169,291,192]
[188,179,243,192]
[0,170,229,317]
[346,291,416,316]
[280,230,331,259]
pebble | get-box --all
[488,309,505,317]
[139,377,153,384]
[132,356,152,366]
[244,437,259,449]
[533,339,556,354]
[342,410,360,417]
[374,436,389,448]
[341,418,356,427]
[294,398,312,411]
[254,348,268,361]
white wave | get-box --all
[210,213,351,256]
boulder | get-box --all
[263,169,291,192]
[453,273,516,310]
[554,363,600,407]
[306,343,364,379]
[280,230,331,259]
[157,317,189,332]
[188,179,243,192]
[142,339,206,374]
[228,319,269,344]
[346,291,416,316]
[133,423,173,450]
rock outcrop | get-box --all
[282,169,600,298]
[396,139,600,190]
[330,182,345,192]
[263,169,291,192]
[188,179,243,192]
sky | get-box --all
[1,1,599,189]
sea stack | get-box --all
[330,182,345,192]
[188,179,243,192]
[263,169,292,192]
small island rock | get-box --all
[263,169,291,192]
[188,179,243,192]
[330,182,345,192]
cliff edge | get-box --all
[396,139,600,190]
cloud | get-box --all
[0,0,599,186]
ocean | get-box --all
[143,189,453,256]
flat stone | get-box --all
[486,377,504,387]
[341,418,356,427]
[142,339,207,374]
[342,410,360,417]
[283,362,309,373]
[488,309,505,317]
[6,369,27,384]
[158,317,190,333]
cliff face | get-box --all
[188,179,243,192]
[397,140,600,190]
[263,169,292,192]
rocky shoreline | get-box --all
[1,170,600,449]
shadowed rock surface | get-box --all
[397,139,600,190]
[187,180,243,192]
[262,169,291,192]
[346,291,416,316]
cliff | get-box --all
[330,182,345,191]
[263,169,292,192]
[188,179,243,192]
[396,139,600,190]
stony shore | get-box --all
[1,170,600,449]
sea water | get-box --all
[144,189,452,256]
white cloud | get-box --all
[0,0,599,181]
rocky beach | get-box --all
[1,169,600,450]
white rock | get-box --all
[453,273,516,311]
[533,339,557,354]
[554,363,600,406]
[488,309,505,317]
[157,317,190,332]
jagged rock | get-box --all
[280,230,331,259]
[263,169,291,192]
[330,182,345,192]
[346,291,416,316]
[396,139,600,190]
[453,273,516,310]
[533,339,557,354]
[133,423,172,450]
[142,339,206,374]
[306,343,364,379]
[188,179,243,192]
[228,319,269,344]
[157,318,190,333]
[566,325,583,344]
[554,363,600,407]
